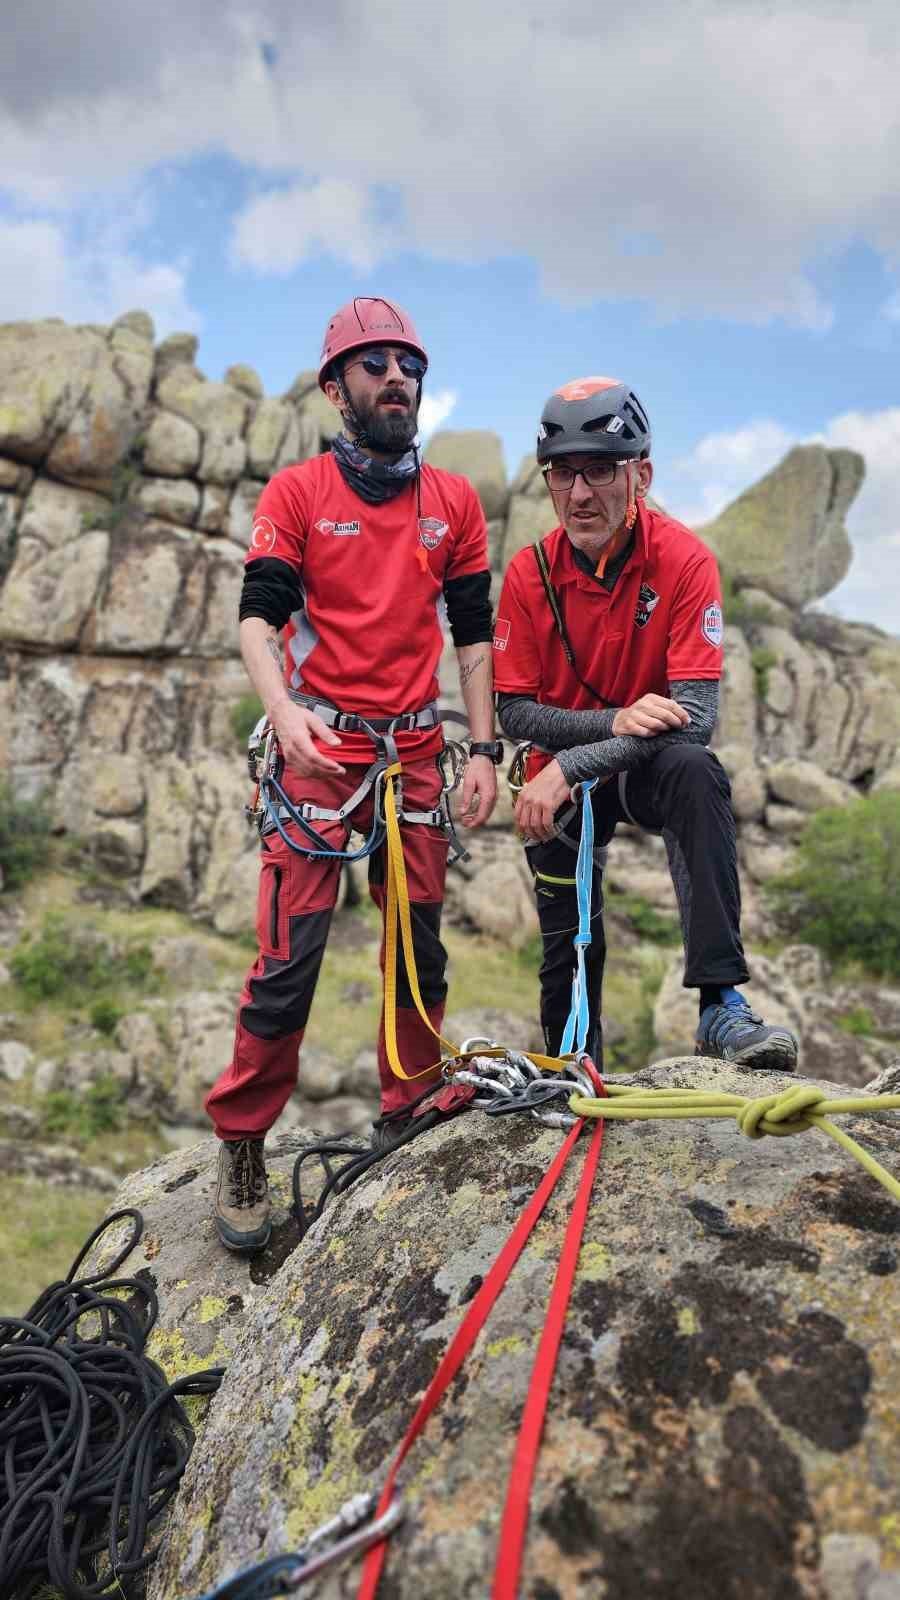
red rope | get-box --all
[492,1064,607,1597]
[357,1060,607,1599]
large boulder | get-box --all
[700,445,863,607]
[109,1056,900,1600]
[425,429,509,521]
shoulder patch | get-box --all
[493,617,511,652]
[250,516,277,555]
[701,601,724,648]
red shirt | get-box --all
[493,505,723,773]
[246,453,488,759]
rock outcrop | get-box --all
[80,1057,900,1600]
[700,444,863,606]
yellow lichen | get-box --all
[486,1335,525,1359]
[677,1306,699,1336]
[577,1242,612,1283]
[197,1296,227,1325]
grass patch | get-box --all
[834,1006,877,1038]
[42,1075,124,1142]
[10,912,154,1006]
[608,890,680,946]
[0,1179,111,1318]
[750,645,778,701]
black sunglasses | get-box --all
[347,349,426,381]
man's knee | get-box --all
[653,743,732,803]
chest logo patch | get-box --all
[493,617,511,652]
[250,516,277,555]
[418,516,449,550]
[702,601,724,648]
[634,583,660,630]
[316,518,360,537]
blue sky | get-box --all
[2,2,899,631]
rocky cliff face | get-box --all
[1,309,899,1053]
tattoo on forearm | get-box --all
[265,629,282,671]
[459,653,487,689]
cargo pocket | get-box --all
[257,856,283,956]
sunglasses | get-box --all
[346,349,427,381]
[543,459,630,490]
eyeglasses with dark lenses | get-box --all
[352,350,427,381]
[544,460,629,490]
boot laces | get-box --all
[225,1139,267,1206]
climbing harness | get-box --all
[506,738,609,863]
[189,1494,404,1599]
[0,1210,223,1600]
[244,708,470,866]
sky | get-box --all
[1,1,899,632]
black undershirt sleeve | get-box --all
[238,557,303,629]
[443,569,494,646]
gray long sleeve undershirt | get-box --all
[496,678,720,783]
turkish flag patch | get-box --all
[493,617,511,651]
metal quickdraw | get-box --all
[189,1494,404,1599]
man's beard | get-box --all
[352,391,419,453]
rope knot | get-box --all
[737,1084,829,1141]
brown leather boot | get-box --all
[214,1138,271,1252]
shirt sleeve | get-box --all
[666,548,724,680]
[445,479,490,581]
[243,468,311,575]
[491,559,544,694]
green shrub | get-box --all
[230,693,265,747]
[750,646,778,701]
[42,1075,124,1141]
[0,781,53,892]
[613,893,681,946]
[89,998,124,1036]
[720,570,777,635]
[768,792,900,977]
[10,914,155,1005]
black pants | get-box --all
[527,744,749,1064]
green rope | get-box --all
[567,1083,900,1203]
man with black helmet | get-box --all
[494,376,798,1074]
[205,296,500,1252]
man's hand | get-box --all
[514,759,572,842]
[459,754,497,829]
[612,694,690,738]
[270,702,346,777]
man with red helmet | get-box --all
[206,297,500,1252]
[494,376,798,1074]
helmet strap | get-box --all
[624,462,638,531]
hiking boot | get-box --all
[370,1113,413,1152]
[696,1001,798,1073]
[214,1138,271,1252]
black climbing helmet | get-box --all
[536,376,651,463]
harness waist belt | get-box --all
[288,691,440,734]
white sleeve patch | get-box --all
[701,602,723,648]
[493,617,511,652]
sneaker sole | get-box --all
[695,1035,798,1073]
[215,1216,272,1253]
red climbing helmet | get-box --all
[317,297,429,388]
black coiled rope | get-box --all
[0,1208,224,1599]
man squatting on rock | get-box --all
[494,377,799,1075]
[205,297,500,1252]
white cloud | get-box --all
[418,389,458,441]
[664,408,900,633]
[231,178,387,275]
[0,213,200,334]
[2,1,900,323]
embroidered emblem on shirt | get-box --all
[701,601,724,648]
[250,516,277,555]
[634,583,660,630]
[418,516,449,550]
[315,518,360,537]
[493,617,511,652]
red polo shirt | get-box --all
[493,504,723,774]
[246,453,488,759]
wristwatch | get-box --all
[468,740,504,764]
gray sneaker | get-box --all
[214,1138,271,1252]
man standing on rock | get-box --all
[494,376,798,1073]
[206,297,501,1252]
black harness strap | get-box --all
[531,539,617,707]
